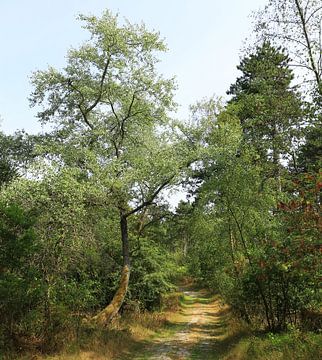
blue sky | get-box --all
[0,0,267,134]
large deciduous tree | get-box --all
[29,11,190,325]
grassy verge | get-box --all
[220,318,322,360]
[3,292,183,360]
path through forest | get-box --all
[127,286,236,360]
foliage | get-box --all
[0,131,35,187]
[298,121,322,171]
[184,46,321,330]
[227,41,303,170]
[0,203,41,349]
[128,237,177,310]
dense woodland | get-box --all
[0,0,321,358]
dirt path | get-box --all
[130,287,230,360]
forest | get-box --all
[0,0,321,359]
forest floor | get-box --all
[121,284,239,360]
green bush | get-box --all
[0,203,43,350]
[127,238,177,310]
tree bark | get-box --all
[92,213,130,326]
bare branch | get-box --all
[305,6,322,24]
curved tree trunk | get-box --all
[92,213,130,326]
[92,264,130,325]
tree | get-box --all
[29,11,191,325]
[252,1,322,186]
[227,42,303,179]
[184,97,320,331]
[0,131,35,187]
[298,121,322,171]
[254,0,322,99]
[171,201,194,258]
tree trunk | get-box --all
[92,213,130,326]
[183,235,188,257]
[272,123,282,192]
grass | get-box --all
[224,329,322,360]
[3,292,184,360]
[179,293,219,306]
[207,316,322,360]
[184,300,322,360]
[5,315,164,360]
[3,285,321,360]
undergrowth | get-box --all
[222,317,322,360]
[2,291,183,360]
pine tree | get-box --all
[227,42,303,175]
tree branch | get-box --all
[66,79,92,128]
[86,55,111,114]
[125,176,175,217]
[294,0,321,89]
[305,6,322,25]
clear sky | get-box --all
[0,0,267,134]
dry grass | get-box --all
[9,293,182,360]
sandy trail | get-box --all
[131,288,229,360]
